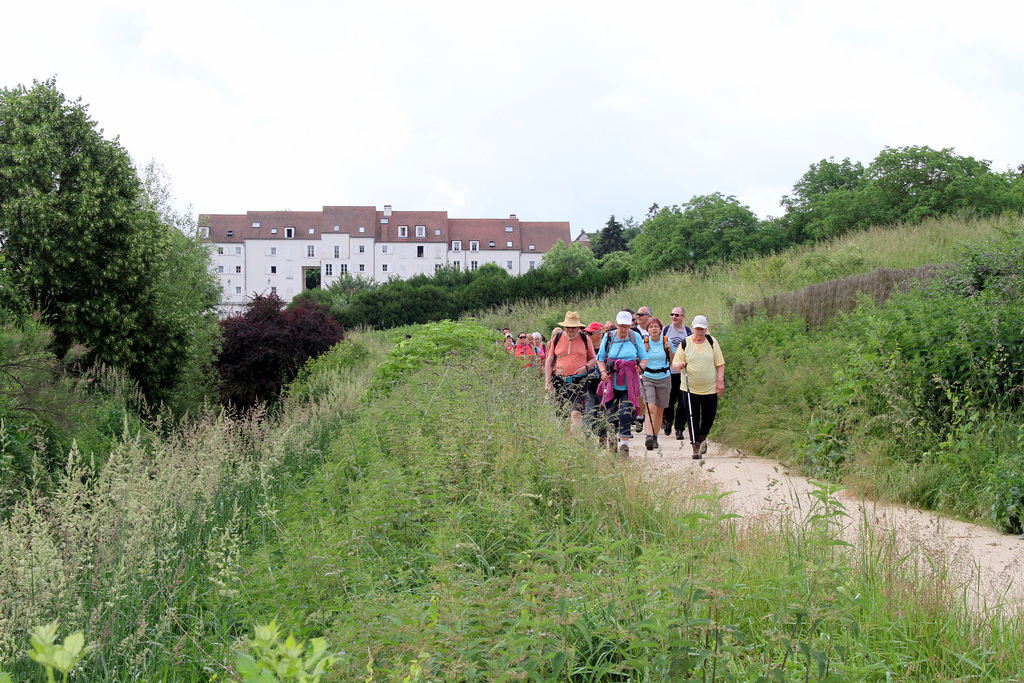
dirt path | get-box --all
[622,431,1024,614]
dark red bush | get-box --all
[216,294,344,409]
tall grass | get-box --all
[233,323,1024,681]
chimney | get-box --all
[510,213,517,220]
[383,205,392,217]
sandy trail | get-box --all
[621,431,1024,613]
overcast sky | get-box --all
[4,0,1023,233]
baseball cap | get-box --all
[692,315,709,329]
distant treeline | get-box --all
[293,241,629,330]
[299,145,1024,330]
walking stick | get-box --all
[683,362,698,457]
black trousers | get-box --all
[677,392,718,444]
[665,373,681,430]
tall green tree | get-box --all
[0,79,218,410]
[780,157,865,243]
[592,215,628,257]
[630,193,763,278]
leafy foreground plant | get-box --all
[0,621,340,683]
[234,321,1024,682]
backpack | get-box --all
[681,334,715,350]
[643,334,672,370]
[603,330,642,358]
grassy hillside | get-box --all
[3,213,1022,682]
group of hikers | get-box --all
[501,306,725,459]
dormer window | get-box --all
[285,227,295,239]
[198,227,209,238]
[398,225,408,238]
[505,226,513,232]
[415,225,425,238]
[488,241,495,248]
[252,222,261,228]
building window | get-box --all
[270,286,277,294]
[216,247,224,255]
[285,227,294,238]
[470,260,479,271]
[269,265,277,274]
[382,264,389,272]
[339,264,348,274]
[234,247,242,255]
[235,265,242,274]
[217,265,224,274]
[306,245,316,258]
[505,225,513,232]
[324,263,333,276]
[381,245,388,254]
[529,260,536,269]
[226,230,234,237]
[333,245,340,258]
[452,240,462,251]
[416,246,424,258]
[415,225,425,238]
[529,244,536,250]
[453,261,460,270]
[488,241,495,248]
[435,264,442,272]
[234,286,242,294]
[359,226,365,233]
[198,227,210,238]
[506,260,513,269]
[398,225,408,238]
[469,241,479,252]
[358,245,366,254]
[380,218,388,224]
[265,246,277,256]
[506,241,513,248]
[271,228,278,234]
[334,225,340,231]
[434,229,441,236]
[252,222,260,228]
[358,264,365,272]
[308,228,315,235]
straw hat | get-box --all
[558,311,585,327]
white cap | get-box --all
[692,315,709,329]
[615,311,632,325]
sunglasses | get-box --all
[518,335,527,339]
[671,313,682,317]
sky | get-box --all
[3,0,1023,234]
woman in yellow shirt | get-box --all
[671,315,725,460]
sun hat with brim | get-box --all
[559,311,586,327]
[585,322,604,333]
[615,311,632,326]
[692,315,709,329]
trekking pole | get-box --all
[683,363,698,457]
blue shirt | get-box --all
[597,331,648,390]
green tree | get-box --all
[539,239,599,276]
[592,215,628,257]
[0,80,218,410]
[135,159,222,412]
[861,145,1018,225]
[780,157,865,243]
[630,193,762,278]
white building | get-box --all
[199,205,571,313]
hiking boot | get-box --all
[618,443,630,458]
[675,430,685,440]
[653,435,660,449]
[698,440,708,455]
[662,421,672,436]
[645,434,655,451]
[691,443,702,460]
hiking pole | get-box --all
[683,362,698,458]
